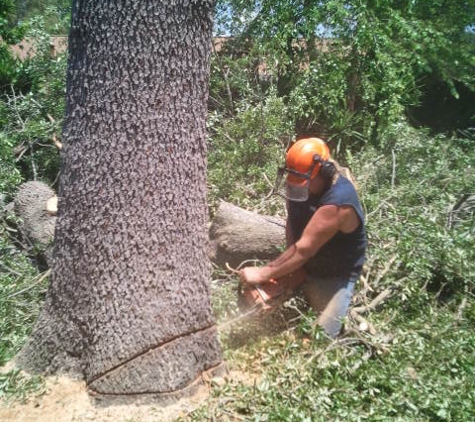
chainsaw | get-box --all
[218,268,307,330]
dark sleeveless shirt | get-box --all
[287,176,366,278]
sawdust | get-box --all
[0,366,261,422]
[0,306,288,422]
[0,373,211,422]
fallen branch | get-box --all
[262,172,278,200]
[391,149,396,190]
[225,262,239,274]
[7,269,51,299]
[0,261,23,277]
[350,310,377,336]
[352,287,393,315]
[47,114,63,149]
[306,335,377,365]
[372,254,398,287]
[51,133,62,149]
[456,297,467,321]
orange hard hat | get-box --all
[286,137,330,179]
[283,138,331,202]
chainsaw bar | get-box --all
[217,267,308,331]
[217,286,294,331]
[217,303,263,331]
[216,290,295,331]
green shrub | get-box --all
[190,122,475,421]
[0,234,48,366]
[0,132,22,196]
[0,369,45,403]
[0,13,63,371]
[207,89,294,215]
[0,17,66,188]
[348,123,475,304]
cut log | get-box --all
[14,181,57,246]
[46,196,58,214]
[209,201,286,268]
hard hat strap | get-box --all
[272,154,326,201]
[279,153,323,180]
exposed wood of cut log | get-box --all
[209,201,286,268]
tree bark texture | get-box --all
[18,0,222,398]
[209,201,286,268]
[13,181,56,246]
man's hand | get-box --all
[239,266,268,286]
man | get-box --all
[239,137,366,338]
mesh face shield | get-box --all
[273,139,331,202]
[274,166,314,202]
[286,174,311,202]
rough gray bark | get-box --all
[17,0,222,398]
[209,201,286,268]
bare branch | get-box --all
[352,287,392,315]
[51,133,63,149]
[8,269,51,299]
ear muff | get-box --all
[321,160,337,179]
[312,155,336,180]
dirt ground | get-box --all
[0,318,273,422]
[0,373,214,422]
[0,362,261,422]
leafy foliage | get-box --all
[13,0,71,35]
[0,228,48,366]
[183,303,475,421]
[207,87,292,213]
[190,125,475,422]
[0,0,26,94]
[1,17,66,193]
[351,124,475,300]
[0,11,64,394]
[0,131,22,194]
[0,2,474,416]
[216,0,475,147]
[0,369,45,403]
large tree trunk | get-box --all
[17,0,222,399]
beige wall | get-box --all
[10,36,233,60]
[10,36,68,60]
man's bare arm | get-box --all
[240,205,341,284]
[285,219,295,247]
